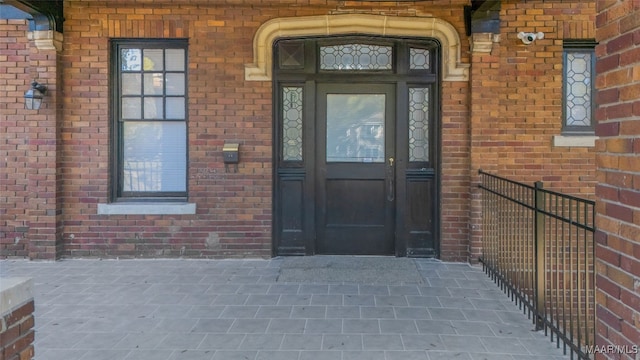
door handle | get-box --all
[387,157,394,202]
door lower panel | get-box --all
[319,178,391,255]
[325,179,386,226]
[402,174,436,256]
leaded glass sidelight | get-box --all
[320,43,392,70]
[410,48,430,70]
[282,87,303,161]
[409,87,430,162]
[565,52,592,128]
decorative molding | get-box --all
[470,33,499,53]
[245,14,469,82]
[28,30,63,52]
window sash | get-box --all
[112,40,188,200]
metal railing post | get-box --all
[534,181,546,330]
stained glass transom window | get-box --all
[320,43,392,70]
[282,87,303,161]
[565,52,592,128]
[410,48,430,70]
[409,87,429,162]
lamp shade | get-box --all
[24,81,47,110]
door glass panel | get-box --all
[409,87,429,162]
[326,94,385,163]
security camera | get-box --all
[518,32,544,45]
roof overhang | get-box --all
[465,0,501,36]
[0,0,63,32]
[0,0,501,37]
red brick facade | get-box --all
[594,1,640,358]
[470,0,596,186]
[0,300,35,360]
[0,19,62,260]
[468,0,597,260]
[2,1,597,262]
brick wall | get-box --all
[58,0,474,260]
[470,0,596,187]
[469,0,597,261]
[594,1,640,358]
[2,0,599,261]
[0,301,35,360]
[440,80,471,261]
[0,20,31,258]
[0,19,62,260]
[60,1,277,258]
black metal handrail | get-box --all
[478,170,595,360]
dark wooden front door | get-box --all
[273,36,439,257]
[316,84,395,255]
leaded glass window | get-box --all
[409,87,430,162]
[563,40,596,133]
[410,48,430,70]
[320,43,392,70]
[282,87,303,161]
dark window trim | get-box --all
[562,39,596,135]
[274,36,440,81]
[110,38,189,202]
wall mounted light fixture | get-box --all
[24,81,47,110]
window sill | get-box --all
[97,202,196,215]
[553,135,597,148]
